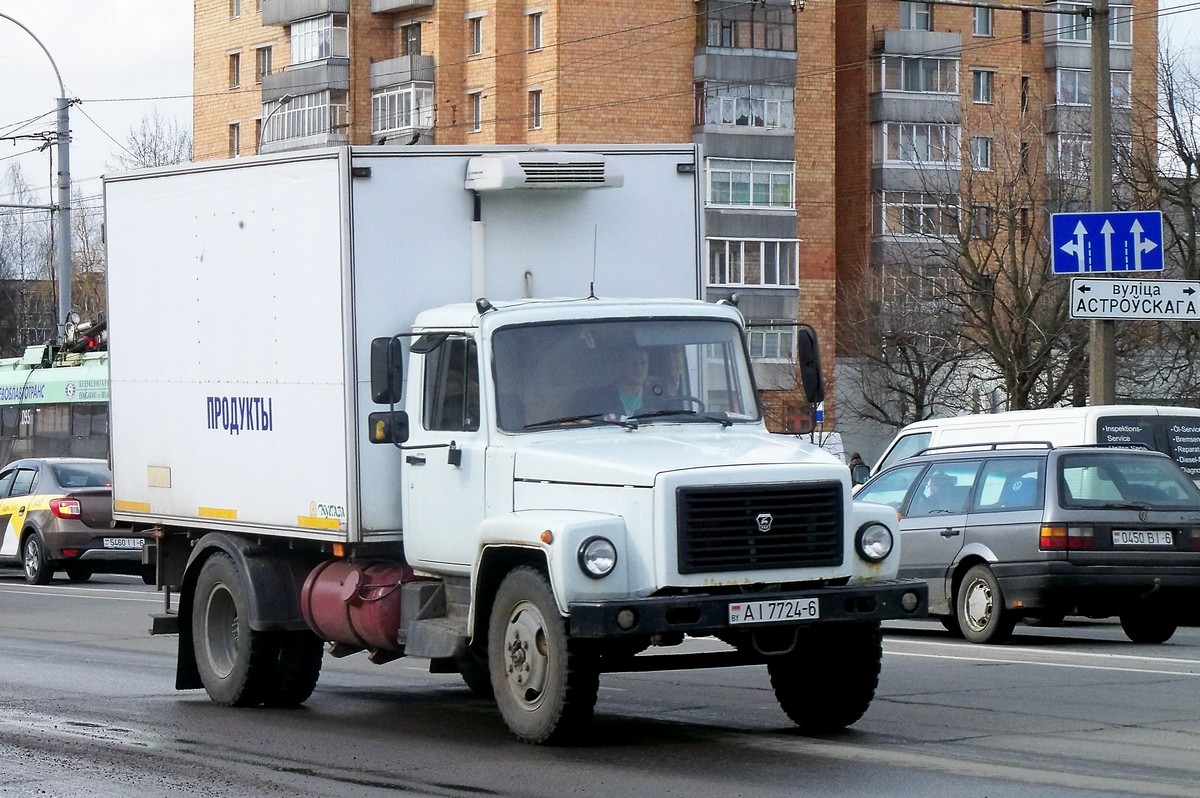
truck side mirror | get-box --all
[367,410,410,444]
[796,325,824,405]
[370,337,405,404]
[851,463,871,485]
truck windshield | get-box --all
[492,318,760,432]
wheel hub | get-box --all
[503,602,549,706]
[963,578,993,632]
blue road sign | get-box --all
[1050,210,1164,274]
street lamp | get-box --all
[0,13,72,343]
[259,94,294,153]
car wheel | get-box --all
[488,566,599,744]
[939,615,964,637]
[192,553,277,706]
[956,564,1016,644]
[1119,606,1177,644]
[65,564,93,583]
[768,622,882,732]
[21,534,53,585]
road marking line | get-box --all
[887,650,1200,676]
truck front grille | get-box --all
[676,482,843,574]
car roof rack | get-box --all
[913,441,1055,457]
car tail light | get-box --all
[1040,524,1093,550]
[61,548,80,558]
[49,498,82,519]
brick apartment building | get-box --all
[191,0,1157,438]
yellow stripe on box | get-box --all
[198,506,238,520]
[298,516,342,530]
[114,500,151,513]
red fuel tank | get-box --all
[300,559,419,652]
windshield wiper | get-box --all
[1098,501,1153,510]
[628,408,733,427]
[523,413,637,430]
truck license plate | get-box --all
[102,538,145,550]
[1112,530,1173,546]
[728,598,819,625]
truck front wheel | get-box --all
[768,622,882,732]
[488,566,598,744]
[192,553,276,707]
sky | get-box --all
[1,0,1200,213]
[0,1,192,211]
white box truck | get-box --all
[104,145,926,744]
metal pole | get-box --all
[258,94,294,152]
[0,13,71,343]
[1087,0,1115,404]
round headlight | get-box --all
[578,536,617,579]
[856,523,894,563]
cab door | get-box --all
[0,467,28,561]
[401,335,487,572]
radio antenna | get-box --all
[588,225,598,299]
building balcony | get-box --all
[262,0,348,26]
[262,59,350,103]
[370,55,435,87]
[371,0,433,12]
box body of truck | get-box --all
[103,145,925,744]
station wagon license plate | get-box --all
[729,597,819,625]
[102,537,144,550]
[1112,530,1173,547]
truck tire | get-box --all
[21,533,53,585]
[263,631,324,706]
[456,644,493,698]
[956,564,1017,644]
[768,622,882,732]
[488,566,598,744]
[192,553,276,707]
[1119,606,1177,644]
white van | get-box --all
[871,405,1200,481]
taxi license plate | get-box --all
[1112,530,1173,546]
[728,598,819,625]
[102,538,144,550]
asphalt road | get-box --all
[0,572,1197,798]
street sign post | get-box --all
[1069,277,1200,320]
[1051,210,1164,274]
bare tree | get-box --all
[108,110,192,171]
[0,162,54,354]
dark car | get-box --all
[855,443,1200,644]
[0,458,150,585]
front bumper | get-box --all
[568,579,927,638]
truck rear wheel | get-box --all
[263,631,325,706]
[488,566,598,744]
[192,553,276,707]
[768,622,882,732]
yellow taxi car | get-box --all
[0,458,150,585]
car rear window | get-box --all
[1058,452,1200,509]
[51,462,113,489]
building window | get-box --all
[1021,74,1030,115]
[402,23,421,56]
[874,122,961,165]
[747,324,796,361]
[469,91,483,132]
[1020,141,1031,175]
[469,16,483,56]
[707,239,799,287]
[254,119,261,152]
[529,12,543,51]
[694,82,794,130]
[1056,4,1132,44]
[528,89,543,130]
[707,159,795,210]
[231,0,240,18]
[971,69,994,104]
[700,1,796,51]
[970,205,993,239]
[1112,71,1132,107]
[1021,10,1031,42]
[229,123,240,158]
[1052,134,1090,175]
[875,55,959,94]
[874,191,960,238]
[290,14,349,65]
[899,1,932,31]
[261,90,348,145]
[371,83,435,135]
[973,7,993,37]
[970,136,992,170]
[255,46,271,83]
[228,52,241,89]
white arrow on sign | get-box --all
[1060,220,1086,266]
[1099,220,1115,271]
[1130,219,1158,271]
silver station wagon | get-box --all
[855,443,1200,644]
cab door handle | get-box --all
[405,454,426,465]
